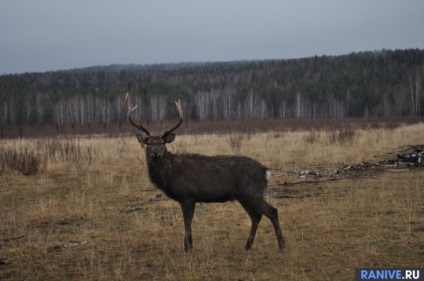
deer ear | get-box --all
[163,133,176,143]
[136,134,149,144]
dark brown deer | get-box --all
[125,93,285,252]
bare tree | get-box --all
[295,91,303,118]
[409,72,422,116]
[279,100,287,118]
[222,87,234,119]
[410,75,416,116]
[194,92,210,120]
[210,89,220,119]
[260,99,268,119]
[125,93,285,252]
[148,95,167,121]
[53,100,65,125]
[246,91,257,118]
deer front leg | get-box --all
[180,200,195,252]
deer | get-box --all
[125,93,285,252]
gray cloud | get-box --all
[1,0,423,74]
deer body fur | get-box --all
[147,152,269,203]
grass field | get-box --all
[1,122,423,280]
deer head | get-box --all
[125,93,183,159]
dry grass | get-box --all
[1,123,424,280]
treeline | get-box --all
[1,48,423,126]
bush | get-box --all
[0,149,5,176]
[304,130,320,144]
[43,137,99,169]
[228,134,244,154]
[0,137,100,176]
[328,126,357,144]
[0,145,47,176]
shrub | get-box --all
[228,134,244,154]
[0,145,47,176]
[0,148,5,176]
[328,126,357,144]
[43,137,99,168]
[304,130,320,144]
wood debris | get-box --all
[1,234,25,242]
[119,194,170,213]
[49,239,88,252]
[271,144,424,193]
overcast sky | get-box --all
[1,0,423,75]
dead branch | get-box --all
[1,234,25,242]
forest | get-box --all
[0,48,423,126]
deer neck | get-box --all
[146,150,174,192]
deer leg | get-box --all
[256,199,285,251]
[251,197,284,251]
[239,200,262,250]
[180,201,195,252]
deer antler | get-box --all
[161,100,183,138]
[125,93,150,136]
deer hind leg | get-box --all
[239,200,263,250]
[256,199,285,251]
[180,201,195,252]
